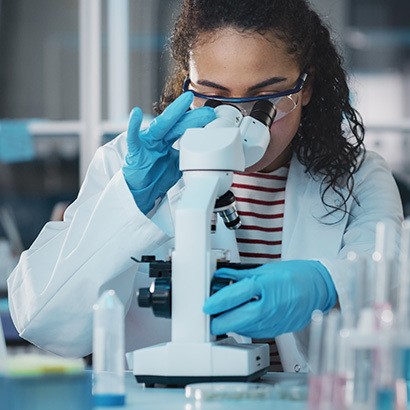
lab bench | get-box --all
[95,371,307,410]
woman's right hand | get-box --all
[122,92,216,214]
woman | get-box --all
[8,0,403,372]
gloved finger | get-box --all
[210,300,260,336]
[148,92,194,141]
[214,261,284,280]
[212,267,254,281]
[211,301,286,338]
[203,277,261,316]
[164,106,216,144]
[126,107,144,154]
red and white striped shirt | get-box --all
[231,164,289,264]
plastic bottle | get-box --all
[92,289,125,406]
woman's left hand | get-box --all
[203,260,337,338]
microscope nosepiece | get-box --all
[214,190,241,230]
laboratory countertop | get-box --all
[95,371,308,410]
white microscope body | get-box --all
[133,102,275,386]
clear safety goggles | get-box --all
[182,73,307,122]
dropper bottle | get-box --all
[93,289,125,406]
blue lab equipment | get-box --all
[0,120,34,163]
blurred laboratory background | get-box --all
[0,0,409,345]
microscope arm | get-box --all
[172,172,223,343]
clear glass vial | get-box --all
[93,289,125,406]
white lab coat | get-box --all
[7,132,403,373]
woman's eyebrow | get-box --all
[196,79,230,91]
[195,76,288,92]
[247,76,288,92]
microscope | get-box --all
[132,99,276,386]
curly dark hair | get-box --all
[156,0,365,219]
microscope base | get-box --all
[132,337,270,387]
[134,368,268,387]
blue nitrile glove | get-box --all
[203,260,337,339]
[123,92,216,214]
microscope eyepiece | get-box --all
[204,99,244,115]
[249,100,276,128]
[204,99,223,108]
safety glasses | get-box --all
[182,73,307,122]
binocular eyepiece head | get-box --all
[204,99,276,230]
[204,99,276,128]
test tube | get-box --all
[396,219,410,406]
[397,219,410,329]
[373,220,398,311]
[93,289,125,406]
[308,310,324,410]
[344,253,372,409]
[373,309,395,410]
[308,310,343,410]
[321,310,343,410]
[0,316,7,374]
[372,221,397,410]
[345,252,369,328]
[352,307,374,407]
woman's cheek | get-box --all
[269,119,299,153]
[246,120,299,172]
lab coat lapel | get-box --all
[281,156,350,261]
